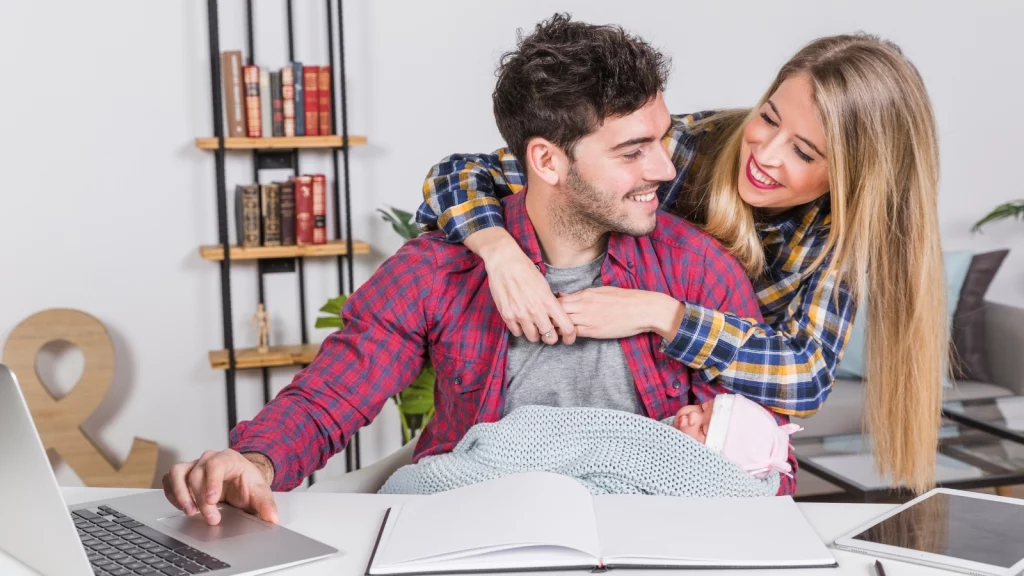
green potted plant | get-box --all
[316,207,435,444]
[973,200,1024,232]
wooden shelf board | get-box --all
[200,239,371,261]
[194,135,368,150]
[209,343,321,370]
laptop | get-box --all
[0,364,338,576]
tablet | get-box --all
[834,488,1024,576]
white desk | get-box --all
[0,488,950,575]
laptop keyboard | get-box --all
[73,505,231,576]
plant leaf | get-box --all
[972,200,1024,233]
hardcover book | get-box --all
[261,183,282,246]
[303,66,319,136]
[221,51,246,137]
[311,174,327,245]
[279,180,296,246]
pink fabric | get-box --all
[717,395,802,479]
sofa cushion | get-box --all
[792,379,1014,439]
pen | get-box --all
[874,559,887,576]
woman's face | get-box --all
[737,73,830,212]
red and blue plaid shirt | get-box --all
[231,191,797,494]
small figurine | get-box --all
[251,303,270,353]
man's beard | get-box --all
[550,164,658,248]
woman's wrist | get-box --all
[648,292,688,341]
[464,227,517,263]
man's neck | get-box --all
[525,182,609,268]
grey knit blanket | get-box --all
[379,405,779,497]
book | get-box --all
[366,472,837,575]
[242,65,262,137]
[318,66,331,136]
[260,68,272,140]
[294,175,314,246]
[260,183,281,246]
[281,66,295,137]
[234,184,260,247]
[270,71,284,137]
[279,180,296,246]
[303,66,319,136]
[292,62,305,136]
[220,51,246,137]
[311,174,327,245]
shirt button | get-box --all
[454,376,462,386]
[535,264,541,271]
[672,380,681,389]
[627,261,634,269]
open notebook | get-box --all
[366,472,837,575]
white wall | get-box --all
[2,0,1022,488]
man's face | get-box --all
[558,92,676,237]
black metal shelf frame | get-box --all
[203,0,361,477]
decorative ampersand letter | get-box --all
[3,309,158,488]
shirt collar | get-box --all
[756,194,830,235]
[503,188,636,277]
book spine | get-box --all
[238,184,261,247]
[221,51,246,137]
[312,174,327,245]
[243,65,262,137]
[280,181,296,246]
[261,184,282,246]
[318,66,331,136]
[295,176,314,245]
[303,66,319,136]
[260,68,272,140]
[282,66,295,137]
[270,71,283,137]
[292,62,305,136]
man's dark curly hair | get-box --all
[492,13,671,163]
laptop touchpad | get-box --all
[157,507,271,542]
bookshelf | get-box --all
[194,135,367,150]
[199,239,371,261]
[208,343,320,370]
[200,0,364,475]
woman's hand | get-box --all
[465,228,577,345]
[558,287,686,340]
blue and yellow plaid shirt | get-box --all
[417,111,856,417]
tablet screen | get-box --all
[852,492,1024,569]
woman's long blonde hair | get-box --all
[688,34,945,493]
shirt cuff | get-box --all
[230,423,292,491]
[437,199,506,244]
[659,302,722,368]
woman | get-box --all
[416,33,945,493]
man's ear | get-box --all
[524,137,568,187]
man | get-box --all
[164,14,795,526]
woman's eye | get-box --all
[760,112,778,127]
[793,144,814,163]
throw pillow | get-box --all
[951,249,1010,382]
[835,250,974,386]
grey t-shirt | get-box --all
[502,253,643,417]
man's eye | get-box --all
[624,149,643,160]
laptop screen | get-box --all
[851,492,1024,568]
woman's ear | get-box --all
[524,137,567,186]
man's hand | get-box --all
[162,449,278,526]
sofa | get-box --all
[309,301,1024,497]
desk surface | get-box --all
[0,487,951,575]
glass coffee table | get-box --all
[942,395,1024,444]
[792,416,1024,502]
